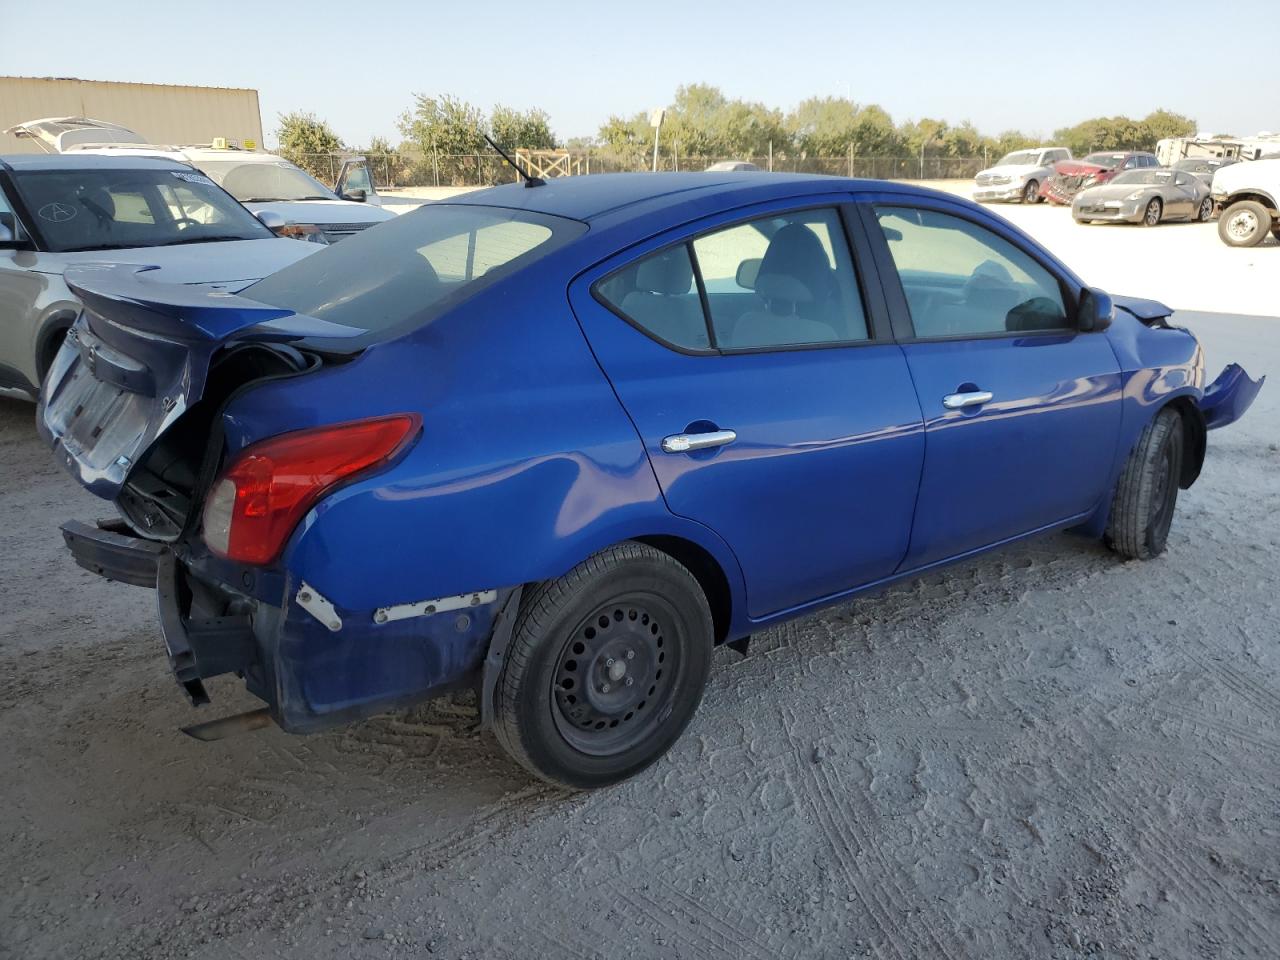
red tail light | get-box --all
[203,414,421,565]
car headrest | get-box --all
[757,224,832,306]
[634,249,693,295]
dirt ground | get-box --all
[2,212,1279,959]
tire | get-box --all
[1142,198,1163,227]
[1075,217,1092,225]
[1197,197,1214,223]
[1105,408,1184,560]
[1022,180,1040,204]
[492,542,713,789]
[1218,200,1271,247]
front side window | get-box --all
[8,168,273,252]
[595,207,869,352]
[875,206,1070,338]
[0,186,26,242]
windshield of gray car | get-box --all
[9,167,274,252]
[1111,170,1175,186]
[198,159,339,202]
[242,203,587,345]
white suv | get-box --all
[1212,157,1280,247]
[5,117,395,244]
[973,147,1072,204]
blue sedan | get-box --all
[40,173,1263,789]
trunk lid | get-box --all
[38,263,362,500]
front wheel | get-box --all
[1142,198,1163,227]
[1022,180,1040,204]
[1105,408,1184,560]
[1218,200,1271,247]
[1197,197,1214,222]
[492,542,713,789]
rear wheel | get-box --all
[1105,408,1184,560]
[1022,180,1040,204]
[1142,198,1163,227]
[1197,197,1214,222]
[492,542,713,789]
[1218,200,1271,247]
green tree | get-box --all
[398,94,487,185]
[1143,109,1197,142]
[275,111,343,181]
[490,105,558,150]
[787,96,861,156]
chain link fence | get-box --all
[292,150,987,190]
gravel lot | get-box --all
[2,197,1278,960]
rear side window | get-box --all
[875,206,1069,338]
[594,207,869,353]
[244,204,585,342]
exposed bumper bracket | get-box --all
[374,589,498,625]
[157,552,259,706]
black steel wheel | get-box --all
[492,542,713,789]
[551,595,681,755]
[1105,408,1184,560]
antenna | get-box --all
[483,134,545,188]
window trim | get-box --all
[589,200,888,357]
[856,197,1089,345]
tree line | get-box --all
[275,87,1197,186]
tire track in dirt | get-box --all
[1183,648,1280,726]
[606,880,759,960]
[658,879,790,960]
[1068,754,1273,957]
[817,756,971,960]
[778,704,929,960]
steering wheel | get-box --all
[172,217,201,230]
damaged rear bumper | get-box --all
[59,518,508,733]
[1201,363,1266,430]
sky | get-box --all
[3,0,1277,148]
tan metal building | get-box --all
[0,76,262,154]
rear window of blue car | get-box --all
[243,204,585,342]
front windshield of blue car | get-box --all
[243,203,586,339]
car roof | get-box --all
[439,172,931,223]
[0,153,190,172]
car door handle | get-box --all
[661,429,737,453]
[942,390,994,409]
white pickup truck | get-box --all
[1212,158,1280,247]
[973,147,1072,204]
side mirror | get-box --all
[1077,287,1113,332]
[341,188,367,203]
[255,210,286,231]
[735,258,761,290]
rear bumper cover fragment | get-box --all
[61,517,165,587]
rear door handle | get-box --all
[942,390,993,409]
[661,429,737,453]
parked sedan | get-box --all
[40,174,1262,790]
[0,154,320,400]
[1073,168,1214,225]
[1172,156,1237,187]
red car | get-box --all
[1040,152,1160,205]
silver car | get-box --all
[0,154,320,400]
[1072,167,1215,226]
